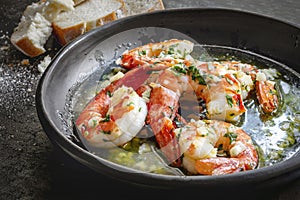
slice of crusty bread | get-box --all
[10,2,51,57]
[11,12,52,58]
[10,0,76,57]
[52,0,165,46]
[52,0,125,45]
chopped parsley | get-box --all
[168,106,174,111]
[225,77,234,85]
[91,119,98,127]
[138,50,147,56]
[217,144,223,151]
[101,114,111,122]
[269,89,277,95]
[127,101,135,107]
[84,131,89,137]
[224,132,238,144]
[106,90,112,97]
[226,95,234,107]
[168,47,175,55]
[172,65,187,74]
[188,66,207,85]
[101,130,111,135]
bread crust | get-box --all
[86,12,118,32]
[52,22,85,45]
[53,11,118,45]
[13,36,45,57]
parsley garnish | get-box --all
[101,130,111,135]
[127,102,134,107]
[138,50,147,56]
[225,77,234,85]
[106,90,112,97]
[168,47,175,55]
[101,114,111,122]
[226,95,234,107]
[224,132,238,144]
[172,65,187,74]
[188,66,207,85]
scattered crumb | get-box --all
[21,59,30,65]
[0,45,10,51]
[37,55,52,73]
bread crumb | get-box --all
[21,59,30,65]
[0,45,9,51]
[37,55,52,73]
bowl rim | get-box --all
[36,7,300,188]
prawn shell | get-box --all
[255,80,278,113]
[195,157,243,175]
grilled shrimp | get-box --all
[75,67,151,148]
[146,83,181,166]
[197,61,255,100]
[175,119,258,175]
[116,39,194,69]
[191,61,279,120]
[145,66,192,166]
[188,64,247,122]
[221,60,279,113]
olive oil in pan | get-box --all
[63,45,300,175]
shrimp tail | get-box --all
[255,80,278,114]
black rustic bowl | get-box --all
[36,8,300,196]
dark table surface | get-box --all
[1,0,300,199]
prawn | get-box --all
[190,60,279,119]
[220,60,279,113]
[188,64,247,122]
[116,39,194,69]
[144,66,192,166]
[146,83,181,166]
[174,119,258,175]
[75,66,151,148]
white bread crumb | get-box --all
[38,55,52,73]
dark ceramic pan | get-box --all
[36,8,300,193]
